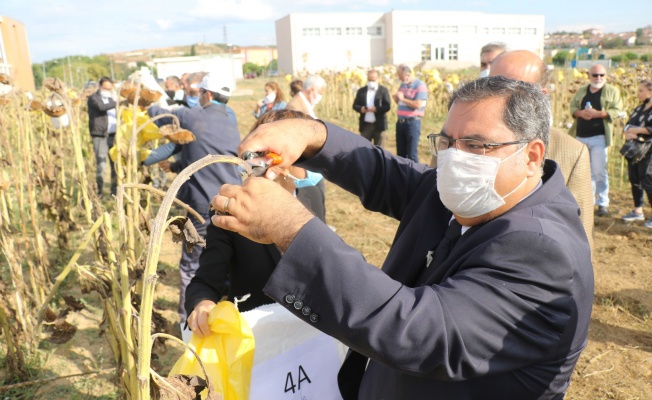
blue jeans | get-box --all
[396,118,421,163]
[178,210,210,321]
[577,135,609,207]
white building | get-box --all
[152,54,244,89]
[276,10,544,73]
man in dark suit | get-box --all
[212,76,594,399]
[87,76,117,196]
[352,69,391,147]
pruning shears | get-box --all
[238,151,283,178]
[214,151,284,216]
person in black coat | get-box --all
[352,69,391,148]
[87,76,117,196]
[185,110,327,338]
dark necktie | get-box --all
[431,219,462,268]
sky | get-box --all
[3,0,651,63]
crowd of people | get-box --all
[82,41,651,398]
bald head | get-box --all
[489,50,549,89]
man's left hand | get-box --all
[211,177,315,251]
[159,160,171,172]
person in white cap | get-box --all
[147,73,242,340]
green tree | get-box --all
[552,50,570,67]
[624,51,639,61]
[243,62,263,76]
[32,64,44,88]
[602,37,624,49]
[641,54,650,62]
[611,55,623,63]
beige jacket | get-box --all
[548,128,594,252]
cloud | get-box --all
[188,0,275,21]
[156,19,172,30]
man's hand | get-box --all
[211,177,315,251]
[367,106,376,112]
[158,160,171,172]
[396,91,405,102]
[187,299,216,338]
[238,118,327,180]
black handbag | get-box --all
[620,136,652,164]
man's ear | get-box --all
[525,139,545,177]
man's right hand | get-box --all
[187,299,217,338]
[238,118,328,180]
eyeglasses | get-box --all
[427,133,530,156]
[591,74,605,78]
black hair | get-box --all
[99,76,113,86]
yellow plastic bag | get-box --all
[170,301,255,400]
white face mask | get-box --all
[311,93,322,106]
[265,92,277,103]
[367,81,378,90]
[436,146,527,218]
[478,69,490,78]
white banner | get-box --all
[249,334,343,400]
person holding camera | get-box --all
[253,81,287,119]
[620,80,652,227]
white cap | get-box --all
[195,74,231,97]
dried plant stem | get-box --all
[136,154,250,400]
[121,183,205,223]
[36,214,106,328]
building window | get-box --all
[508,27,521,35]
[345,27,363,35]
[492,27,505,34]
[524,28,537,35]
[402,25,418,34]
[448,44,458,60]
[421,44,432,61]
[419,25,458,33]
[367,26,382,36]
[324,27,341,36]
[433,46,446,60]
[302,28,320,36]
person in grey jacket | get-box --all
[212,77,593,399]
[148,73,241,326]
[87,76,117,196]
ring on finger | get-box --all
[223,197,231,213]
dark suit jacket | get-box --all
[87,91,116,137]
[263,124,594,400]
[352,85,391,133]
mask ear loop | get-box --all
[499,144,529,200]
